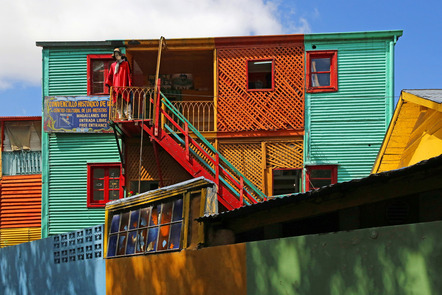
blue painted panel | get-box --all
[0,225,105,295]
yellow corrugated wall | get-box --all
[0,227,41,248]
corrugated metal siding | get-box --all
[47,48,111,96]
[0,174,42,228]
[48,133,120,235]
[0,227,41,248]
[306,40,392,182]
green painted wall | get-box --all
[247,220,442,295]
[47,133,119,235]
[41,46,119,237]
[304,31,402,182]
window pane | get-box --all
[136,228,148,253]
[169,223,182,250]
[161,202,173,224]
[311,58,331,72]
[109,179,119,189]
[126,231,137,255]
[146,227,159,252]
[93,168,105,178]
[92,60,104,72]
[109,190,120,200]
[110,214,120,233]
[119,212,129,231]
[93,83,104,94]
[157,225,170,251]
[310,179,332,189]
[310,169,332,179]
[93,190,104,201]
[117,233,127,256]
[107,234,118,257]
[248,60,273,89]
[139,207,150,227]
[150,205,161,226]
[93,179,104,190]
[311,73,330,87]
[109,168,120,178]
[129,210,140,229]
[93,71,104,83]
[172,199,183,222]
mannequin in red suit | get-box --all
[106,48,133,119]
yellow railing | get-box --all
[109,86,155,121]
[109,87,215,133]
[170,101,215,132]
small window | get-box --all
[87,163,123,207]
[306,165,337,191]
[307,51,338,93]
[272,169,302,195]
[247,59,274,91]
[87,55,113,95]
[106,198,183,258]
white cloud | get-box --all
[0,0,310,88]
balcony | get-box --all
[2,151,42,176]
[109,86,215,133]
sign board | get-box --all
[44,96,113,133]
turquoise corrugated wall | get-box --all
[47,133,119,235]
[41,47,119,237]
[304,34,398,182]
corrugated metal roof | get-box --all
[199,153,442,222]
[403,89,442,104]
[0,116,41,121]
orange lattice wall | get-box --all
[218,139,303,195]
[216,37,304,132]
[126,138,192,187]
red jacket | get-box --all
[106,60,132,102]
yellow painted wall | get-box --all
[400,109,442,167]
[106,243,246,295]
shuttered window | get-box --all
[87,55,113,95]
[87,163,123,207]
[306,165,337,191]
[307,51,338,93]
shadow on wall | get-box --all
[246,220,442,295]
[0,237,105,295]
[106,243,247,295]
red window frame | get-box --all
[247,59,275,91]
[87,163,124,208]
[305,165,337,191]
[87,54,113,95]
[306,51,338,93]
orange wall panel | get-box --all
[106,243,247,295]
[217,43,304,133]
[0,174,42,228]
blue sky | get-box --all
[0,0,440,116]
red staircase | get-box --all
[110,83,267,210]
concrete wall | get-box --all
[0,231,105,295]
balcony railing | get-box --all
[109,87,215,133]
[2,151,42,175]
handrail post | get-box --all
[154,79,161,136]
[215,154,220,189]
[240,176,244,205]
[185,122,190,161]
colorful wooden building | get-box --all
[0,116,42,247]
[372,89,442,173]
[37,30,402,235]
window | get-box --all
[306,51,338,93]
[106,198,183,257]
[87,163,123,207]
[306,165,337,191]
[247,59,274,90]
[87,55,113,95]
[273,169,302,195]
